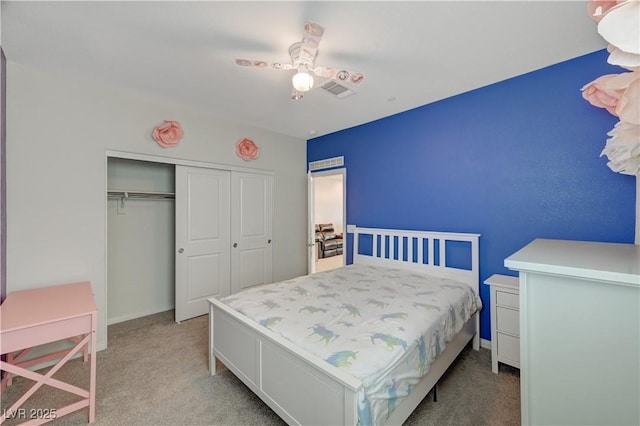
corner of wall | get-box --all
[635,175,640,244]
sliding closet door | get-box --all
[231,172,273,294]
[175,166,231,322]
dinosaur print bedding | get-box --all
[220,263,482,425]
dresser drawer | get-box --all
[496,290,519,309]
[496,307,519,336]
[497,332,520,365]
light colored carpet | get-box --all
[1,310,520,425]
[316,254,344,273]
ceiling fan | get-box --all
[235,21,365,100]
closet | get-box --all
[107,158,175,325]
[107,157,273,325]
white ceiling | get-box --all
[1,1,606,140]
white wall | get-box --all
[6,62,308,349]
[314,174,344,234]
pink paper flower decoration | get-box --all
[597,1,640,55]
[605,72,640,125]
[600,121,640,175]
[587,0,619,22]
[584,0,640,176]
[588,0,640,68]
[607,44,640,70]
[236,138,260,161]
[581,74,625,116]
[582,72,640,123]
[153,120,183,148]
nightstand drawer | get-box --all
[498,332,520,364]
[496,290,519,309]
[496,307,519,336]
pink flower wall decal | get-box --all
[236,138,260,161]
[153,120,183,148]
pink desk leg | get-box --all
[0,334,91,425]
[89,311,97,423]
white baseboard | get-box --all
[107,305,173,325]
[480,338,491,350]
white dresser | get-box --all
[505,239,640,426]
[485,274,520,373]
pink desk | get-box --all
[0,282,97,424]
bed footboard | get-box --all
[209,299,362,425]
[210,299,479,426]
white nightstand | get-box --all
[485,273,520,373]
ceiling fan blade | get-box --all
[236,59,294,70]
[299,21,325,64]
[311,66,335,78]
[314,67,365,84]
[303,21,324,47]
[338,70,365,84]
[235,58,268,68]
[271,62,295,70]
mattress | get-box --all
[220,263,482,425]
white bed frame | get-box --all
[208,226,480,425]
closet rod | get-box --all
[107,191,175,208]
[107,190,175,199]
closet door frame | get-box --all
[105,151,274,329]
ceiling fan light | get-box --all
[292,71,314,92]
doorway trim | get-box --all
[308,167,346,273]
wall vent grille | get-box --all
[320,80,356,99]
[309,156,344,171]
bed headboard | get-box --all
[352,226,480,293]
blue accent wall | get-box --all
[307,50,636,341]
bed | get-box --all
[208,226,481,425]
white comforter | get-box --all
[220,263,482,425]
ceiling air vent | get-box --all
[320,80,356,99]
[309,156,345,171]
